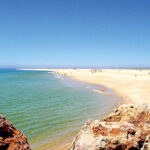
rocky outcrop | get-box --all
[69,104,150,150]
[0,115,31,150]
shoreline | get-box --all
[19,68,150,104]
[63,74,128,104]
[20,68,125,105]
[55,72,124,108]
[48,69,150,104]
[19,68,131,104]
[53,70,133,104]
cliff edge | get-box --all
[69,104,150,150]
[0,114,31,150]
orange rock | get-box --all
[0,115,31,150]
[111,128,121,135]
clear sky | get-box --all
[0,0,150,68]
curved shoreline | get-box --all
[19,68,126,103]
[53,70,130,104]
[20,68,143,104]
[48,68,150,104]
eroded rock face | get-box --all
[69,104,150,150]
[0,115,31,150]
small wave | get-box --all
[92,89,110,95]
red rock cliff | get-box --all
[0,115,31,150]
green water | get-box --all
[0,69,122,149]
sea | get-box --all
[0,69,123,149]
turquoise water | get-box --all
[0,69,122,149]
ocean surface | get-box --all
[0,69,123,149]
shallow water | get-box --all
[0,69,123,149]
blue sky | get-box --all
[0,0,150,68]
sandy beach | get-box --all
[22,69,150,104]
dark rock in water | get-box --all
[69,104,150,150]
[0,114,31,150]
